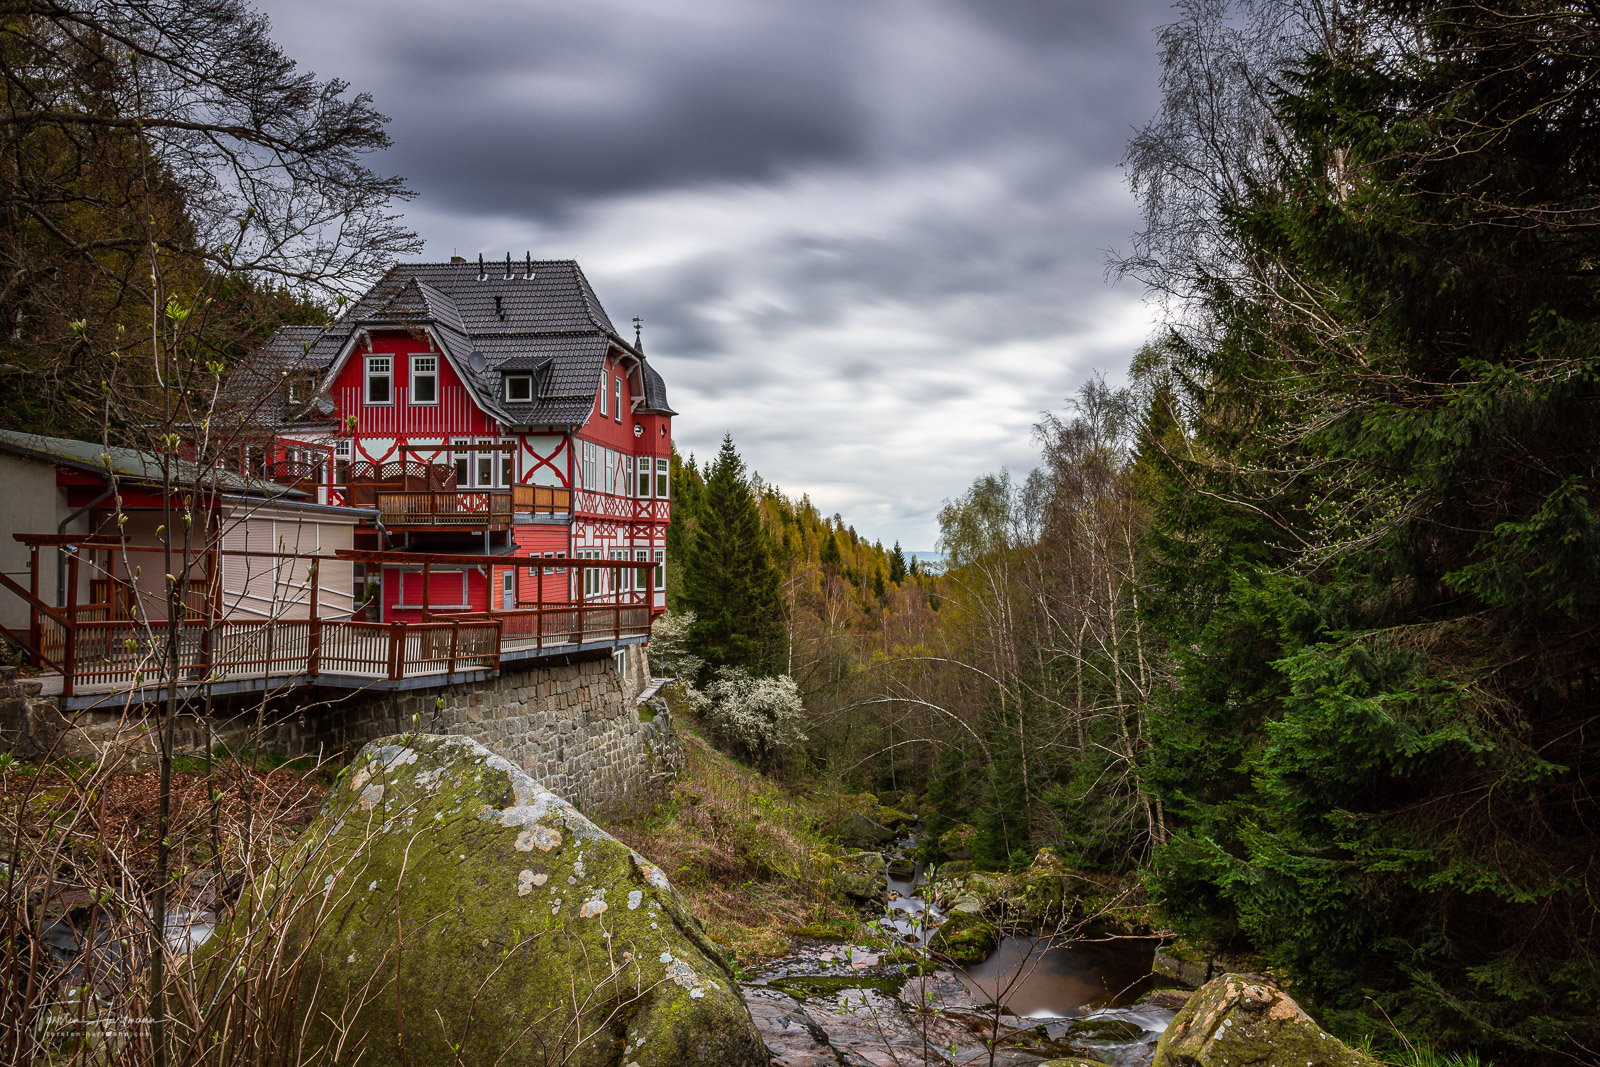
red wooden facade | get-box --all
[256,258,675,626]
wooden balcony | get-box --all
[377,490,514,527]
[376,485,572,527]
[512,484,571,516]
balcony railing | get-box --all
[1,540,653,699]
[512,484,572,515]
[376,491,513,526]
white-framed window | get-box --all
[576,548,603,597]
[334,439,351,484]
[505,374,532,402]
[604,448,615,495]
[411,354,438,404]
[475,443,495,488]
[500,441,514,487]
[654,549,665,591]
[502,570,515,608]
[637,456,652,497]
[542,550,555,577]
[365,355,392,405]
[613,377,623,422]
[612,550,630,592]
[452,438,470,488]
[598,370,608,416]
[624,455,634,498]
[655,457,669,498]
[581,440,598,489]
[635,548,651,591]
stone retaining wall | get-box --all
[0,642,680,821]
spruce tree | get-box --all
[888,541,907,583]
[1135,3,1600,1055]
[680,435,783,675]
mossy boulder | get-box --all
[833,810,896,847]
[203,734,765,1067]
[937,822,978,860]
[1152,973,1380,1067]
[929,905,998,964]
[875,805,916,831]
[1039,1059,1112,1067]
[1065,1018,1145,1042]
[831,851,888,903]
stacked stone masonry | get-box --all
[0,643,681,822]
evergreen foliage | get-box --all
[1131,2,1600,1057]
[679,435,784,675]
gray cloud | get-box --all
[254,0,1172,548]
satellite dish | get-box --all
[468,350,488,374]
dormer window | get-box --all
[505,374,532,402]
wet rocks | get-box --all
[832,851,889,902]
[1152,972,1380,1067]
[203,734,765,1067]
[929,905,999,964]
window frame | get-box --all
[410,354,438,405]
[504,374,533,403]
[613,377,623,422]
[364,355,393,406]
[598,370,608,417]
[655,457,669,498]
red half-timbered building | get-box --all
[254,254,674,624]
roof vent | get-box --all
[524,251,535,281]
[477,253,486,282]
[504,252,513,281]
[494,295,506,321]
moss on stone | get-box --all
[202,734,765,1067]
[929,906,998,964]
[1152,972,1380,1067]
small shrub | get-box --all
[692,666,806,768]
[648,609,703,680]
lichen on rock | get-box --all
[202,733,765,1067]
[1152,972,1380,1067]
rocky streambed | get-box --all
[742,833,1185,1067]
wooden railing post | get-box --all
[63,549,79,697]
[422,562,432,619]
[447,619,459,675]
[27,543,39,668]
[308,560,321,677]
[389,620,405,680]
[576,561,585,644]
[535,560,544,651]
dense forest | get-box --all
[664,3,1600,1062]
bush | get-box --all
[692,666,806,768]
[649,609,703,680]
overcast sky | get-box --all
[255,0,1173,551]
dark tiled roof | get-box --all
[639,360,674,415]
[256,259,668,429]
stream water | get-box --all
[744,841,1180,1067]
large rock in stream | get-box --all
[204,734,766,1067]
[1153,973,1380,1067]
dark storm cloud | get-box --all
[253,0,1175,547]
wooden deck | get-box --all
[3,538,655,707]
